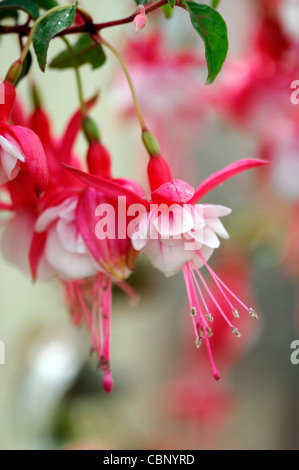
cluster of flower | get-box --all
[0,74,266,392]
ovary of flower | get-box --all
[0,134,25,185]
[134,5,147,33]
[35,197,98,280]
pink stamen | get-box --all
[196,251,236,312]
[183,265,202,338]
[192,260,234,329]
[183,264,220,381]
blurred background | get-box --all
[0,0,299,450]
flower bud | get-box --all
[147,155,173,192]
[87,141,112,179]
[134,5,147,33]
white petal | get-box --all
[57,219,80,254]
[45,226,97,280]
[1,210,55,281]
[152,205,194,237]
[202,204,232,219]
[0,135,25,162]
[192,245,214,269]
[129,213,150,252]
[35,197,77,233]
[1,150,21,181]
[190,226,220,249]
[206,217,230,239]
[143,237,193,276]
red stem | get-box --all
[0,0,185,37]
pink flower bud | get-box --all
[134,6,147,33]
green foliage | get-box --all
[33,2,77,72]
[50,34,106,70]
[185,1,228,84]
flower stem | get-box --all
[60,37,86,118]
[94,35,147,131]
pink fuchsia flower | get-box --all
[65,154,268,381]
[0,81,48,198]
[128,156,267,380]
[44,141,145,392]
[134,5,147,33]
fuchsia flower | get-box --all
[0,81,48,198]
[1,96,145,392]
[65,153,268,381]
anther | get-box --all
[206,326,213,338]
[233,309,240,319]
[231,326,241,338]
[190,307,197,317]
[195,337,202,349]
[205,313,214,322]
[249,308,258,319]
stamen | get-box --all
[231,326,241,338]
[190,307,197,317]
[183,266,202,338]
[184,264,220,381]
[192,261,234,328]
[233,309,240,319]
[206,326,213,338]
[195,337,202,349]
[249,308,258,319]
[205,313,214,322]
[196,251,236,312]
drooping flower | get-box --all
[65,153,268,381]
[0,81,48,198]
[130,155,267,380]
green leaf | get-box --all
[168,0,175,7]
[212,0,220,8]
[15,50,32,86]
[134,0,152,5]
[35,0,59,10]
[0,8,19,22]
[0,0,39,19]
[50,34,106,70]
[33,2,77,72]
[185,2,228,84]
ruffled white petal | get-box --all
[45,226,97,280]
[152,204,194,237]
[202,204,232,219]
[206,217,230,239]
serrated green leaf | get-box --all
[168,0,175,7]
[50,34,106,70]
[0,0,39,19]
[185,2,228,84]
[15,50,32,86]
[35,0,58,10]
[212,0,221,8]
[33,2,77,72]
